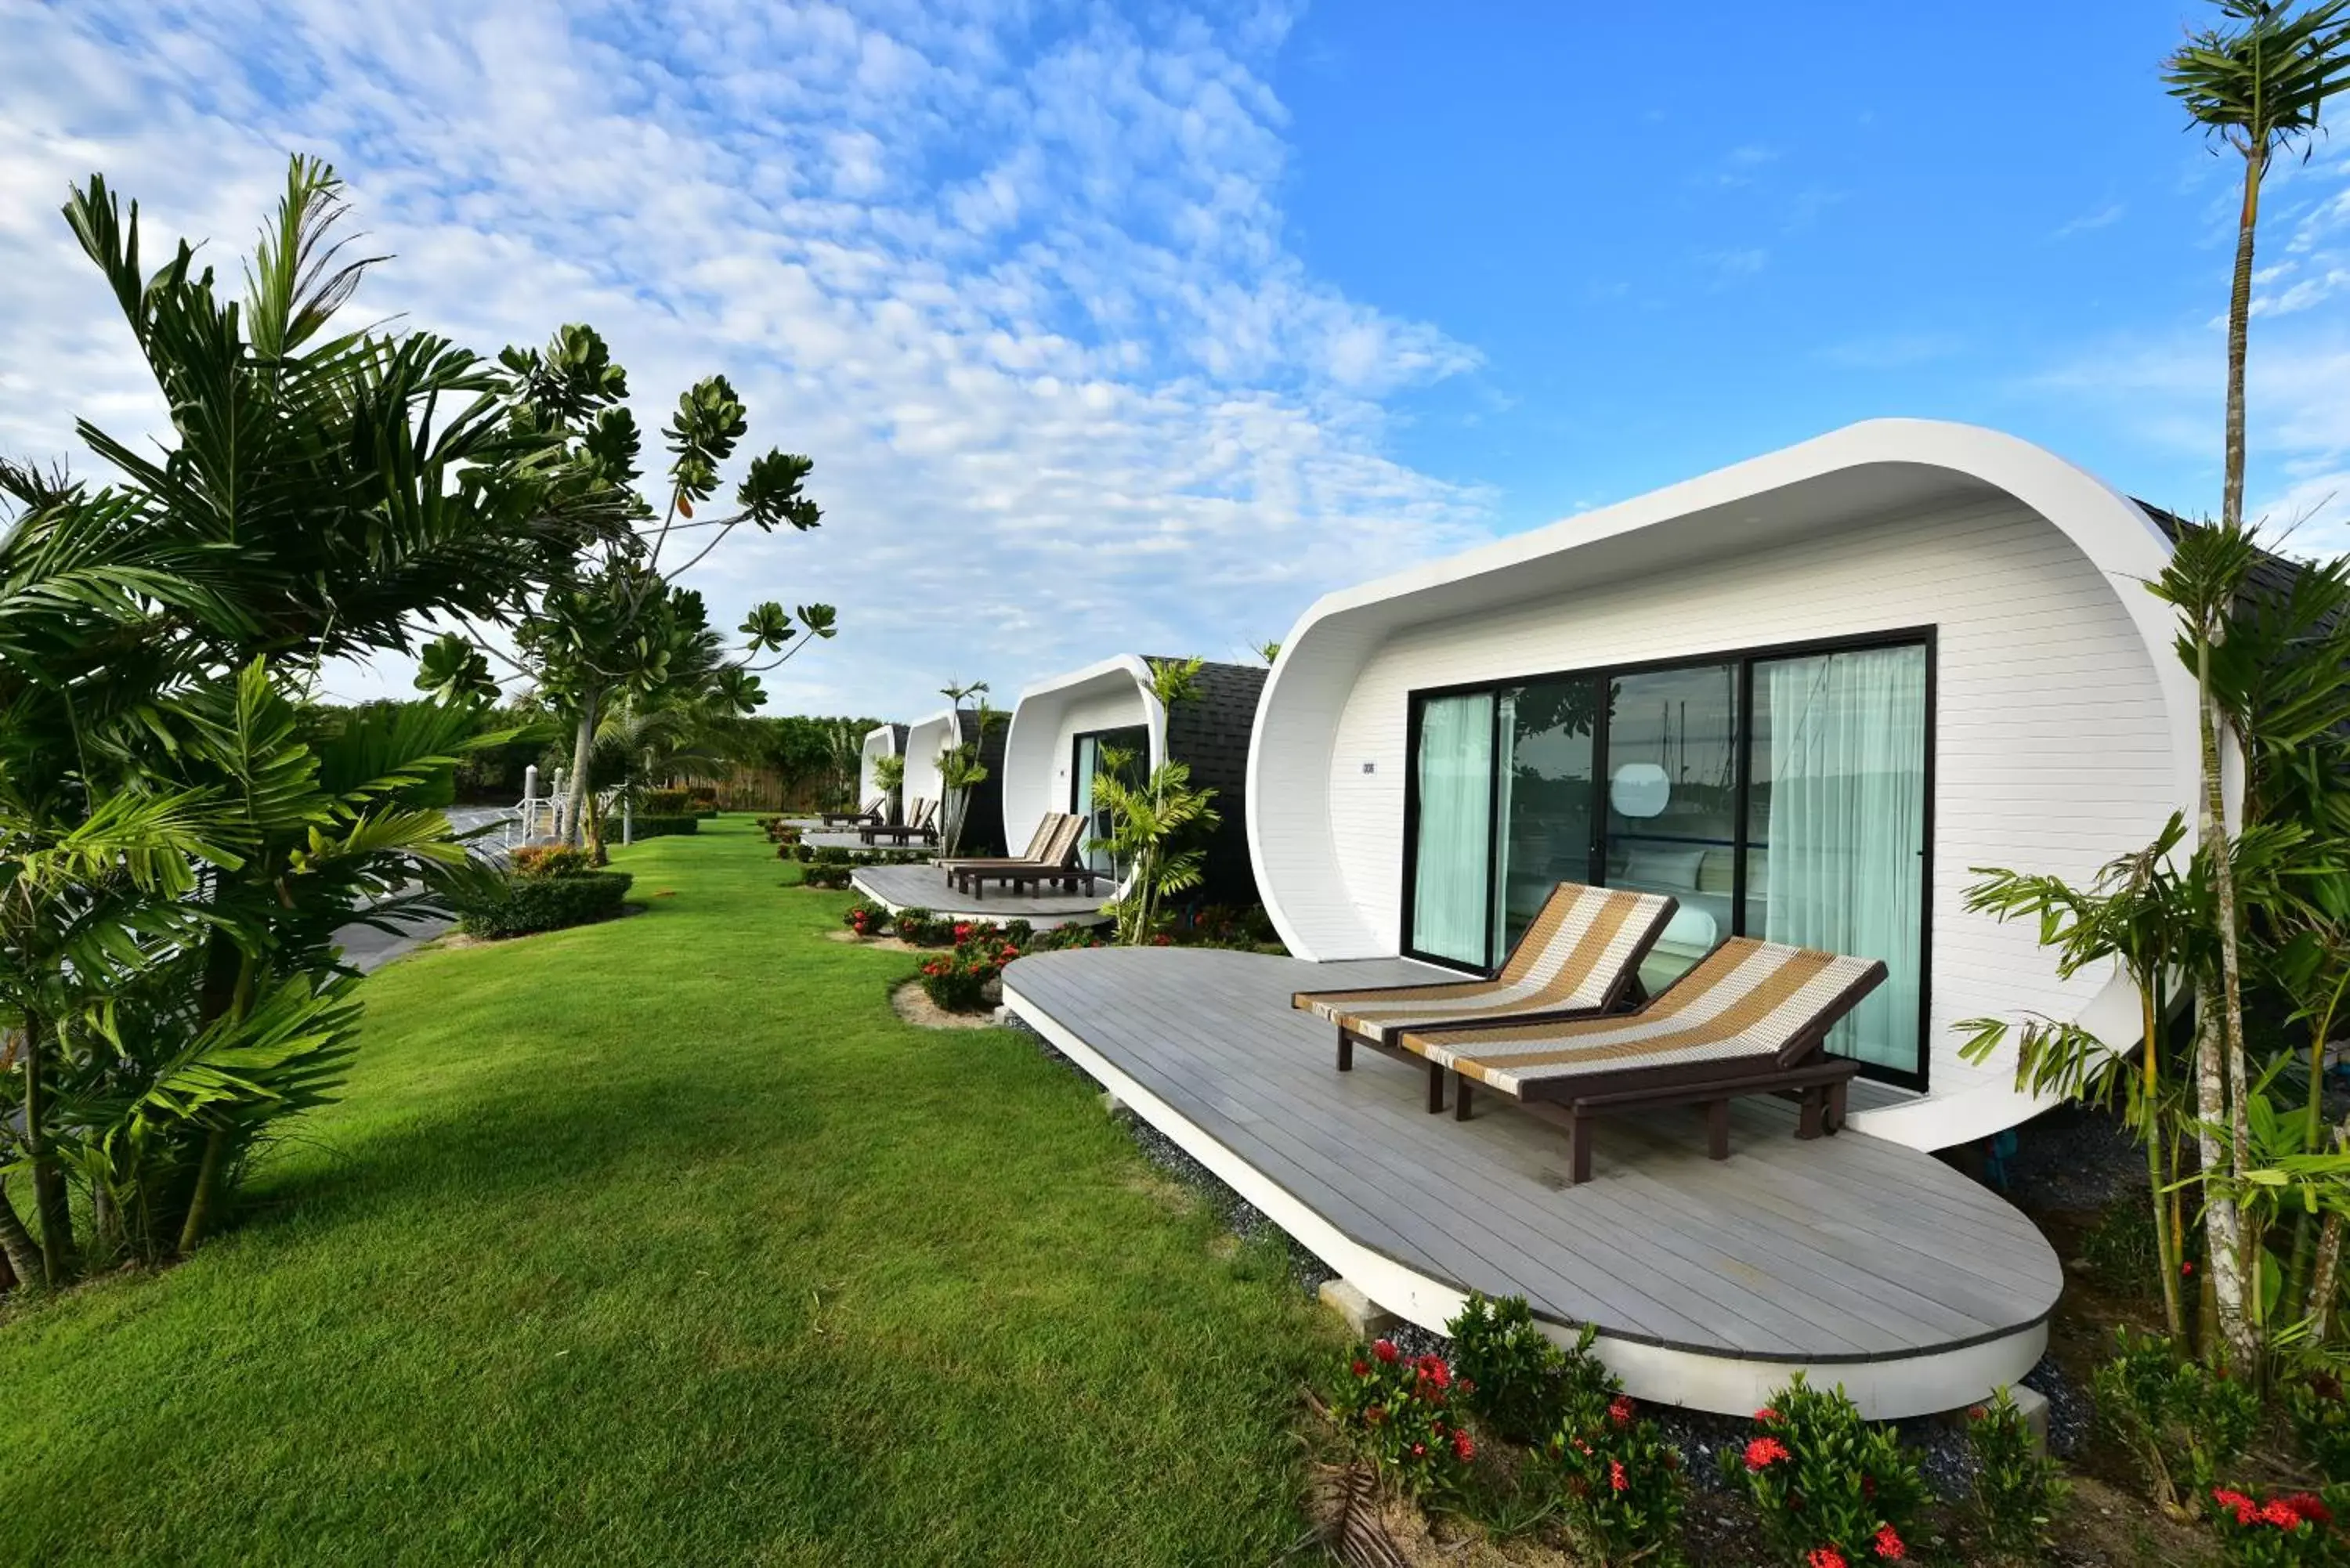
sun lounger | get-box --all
[1397,937,1886,1183]
[821,793,888,828]
[861,797,938,846]
[945,815,1102,898]
[937,814,1058,876]
[1294,883,1677,1107]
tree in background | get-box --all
[421,326,837,847]
[2,159,569,1286]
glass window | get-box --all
[1073,726,1148,876]
[1604,663,1740,992]
[1748,645,1928,1077]
[1493,676,1601,957]
[1401,638,1930,1085]
[1408,692,1495,967]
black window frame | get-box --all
[1399,626,1938,1093]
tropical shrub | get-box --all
[1965,1388,2070,1556]
[1448,1291,1567,1444]
[628,814,700,840]
[891,907,934,943]
[843,900,889,939]
[1549,1386,1687,1568]
[642,786,694,815]
[2206,1486,2342,1566]
[802,862,855,890]
[1718,1375,1925,1567]
[2289,1370,2350,1484]
[456,871,634,939]
[2095,1326,2261,1509]
[917,930,1021,1012]
[1329,1339,1477,1500]
[511,845,594,879]
[0,160,606,1287]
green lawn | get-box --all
[2,818,1336,1566]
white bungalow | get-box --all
[1243,417,2197,1152]
[902,706,1008,858]
[999,655,1267,905]
[857,722,906,821]
[1003,418,2199,1417]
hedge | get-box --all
[626,815,700,839]
[457,870,634,938]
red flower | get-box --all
[1372,1339,1399,1364]
[2281,1493,2334,1526]
[1873,1525,1904,1559]
[1152,933,1173,945]
[2261,1499,2307,1530]
[2213,1488,2261,1527]
[1752,1407,1781,1423]
[1364,1405,1385,1426]
[1000,946,1021,959]
[1410,1443,1426,1458]
[1807,1548,1847,1568]
[953,923,973,940]
[1413,1354,1451,1390]
[1609,1459,1628,1493]
[1452,1430,1475,1461]
[2182,1259,2196,1277]
[1744,1437,1791,1470]
[1965,1405,1987,1422]
[1350,1359,1368,1378]
[1608,1395,1636,1427]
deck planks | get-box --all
[849,864,1111,928]
[1006,946,2062,1363]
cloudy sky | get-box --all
[5,1,2348,720]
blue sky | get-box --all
[4,1,2346,719]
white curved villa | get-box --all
[999,655,1267,904]
[901,706,1007,858]
[1247,417,2196,1153]
[1002,419,2201,1418]
[856,722,905,819]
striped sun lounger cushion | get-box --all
[945,814,1083,872]
[1400,938,1885,1099]
[1294,883,1676,1046]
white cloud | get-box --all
[2052,201,2124,240]
[0,0,1488,717]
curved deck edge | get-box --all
[1006,970,2049,1420]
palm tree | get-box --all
[2165,0,2350,531]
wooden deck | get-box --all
[850,864,1111,928]
[1004,946,2063,1417]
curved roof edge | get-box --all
[1248,417,2203,963]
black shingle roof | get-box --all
[1145,656,1270,908]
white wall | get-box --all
[902,712,956,811]
[1308,494,2175,1121]
[1003,685,1155,850]
[856,726,897,811]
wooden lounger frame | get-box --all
[1403,948,1886,1184]
[944,815,1102,898]
[861,798,938,845]
[821,793,888,827]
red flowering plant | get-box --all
[2206,1485,2345,1566]
[842,899,889,939]
[916,926,1024,1012]
[1328,1339,1477,1501]
[1545,1369,1688,1568]
[1716,1374,1926,1566]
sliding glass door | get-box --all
[1072,726,1149,875]
[1408,693,1495,966]
[1747,645,1928,1075]
[1402,634,1932,1086]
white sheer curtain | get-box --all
[1412,694,1495,967]
[1760,646,1927,1071]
